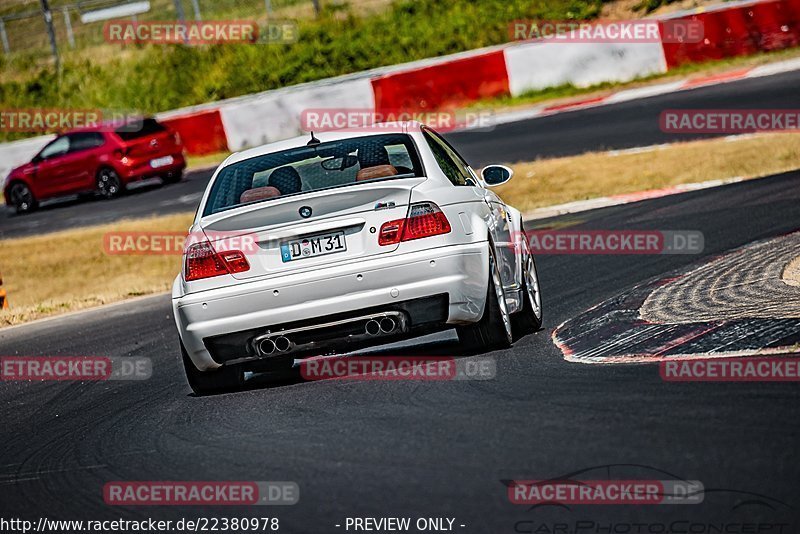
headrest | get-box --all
[357,143,391,167]
[268,166,302,195]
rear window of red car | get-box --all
[115,118,167,141]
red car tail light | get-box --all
[184,241,250,281]
[378,202,451,246]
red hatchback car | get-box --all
[4,118,186,214]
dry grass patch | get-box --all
[497,133,800,212]
[0,212,193,326]
[783,256,800,287]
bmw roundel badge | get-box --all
[299,206,312,219]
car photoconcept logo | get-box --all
[299,206,312,219]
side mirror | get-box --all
[481,164,513,187]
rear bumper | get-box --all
[173,241,489,371]
[118,152,186,182]
[204,295,449,372]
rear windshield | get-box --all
[203,133,424,216]
[115,118,166,141]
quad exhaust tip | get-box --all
[255,312,405,357]
[365,320,381,336]
[379,317,396,333]
[365,317,397,336]
[258,338,276,355]
[257,335,291,356]
[274,336,291,352]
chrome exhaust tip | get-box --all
[274,336,291,352]
[379,317,396,334]
[258,338,276,356]
[365,320,381,336]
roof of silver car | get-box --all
[221,121,425,168]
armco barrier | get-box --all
[661,8,757,66]
[661,0,800,67]
[219,77,375,152]
[504,40,667,97]
[371,51,509,115]
[750,0,800,49]
[160,109,228,155]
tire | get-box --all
[162,170,183,184]
[511,236,543,339]
[181,341,244,395]
[96,168,123,199]
[457,247,513,352]
[8,182,38,214]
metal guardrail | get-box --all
[0,0,321,58]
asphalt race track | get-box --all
[2,165,800,529]
[446,69,800,163]
[2,68,800,239]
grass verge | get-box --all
[0,213,192,326]
[186,151,232,170]
[495,132,800,212]
[1,132,799,327]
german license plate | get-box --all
[280,231,346,262]
[150,155,174,168]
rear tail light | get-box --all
[378,202,451,246]
[403,202,452,240]
[184,241,250,281]
[378,220,406,246]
